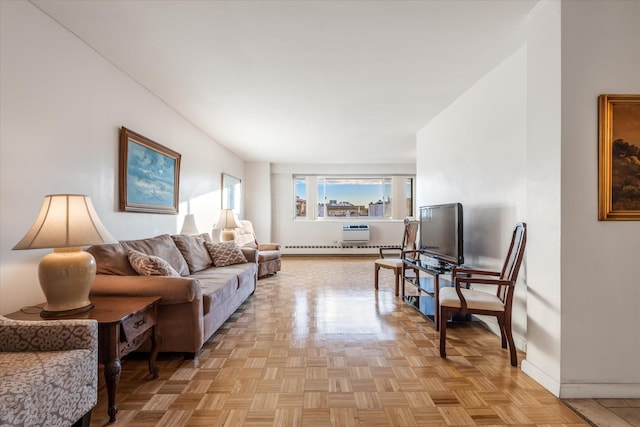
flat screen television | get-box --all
[419,203,464,267]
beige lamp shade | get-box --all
[213,209,242,241]
[180,214,199,235]
[13,194,117,317]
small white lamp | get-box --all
[213,209,242,241]
[180,214,199,235]
[13,194,117,318]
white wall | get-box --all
[416,47,529,349]
[270,163,415,254]
[244,161,272,242]
[0,1,244,314]
[558,0,640,398]
[417,0,640,398]
[520,0,563,395]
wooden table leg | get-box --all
[100,322,122,423]
[148,324,160,379]
[104,359,121,423]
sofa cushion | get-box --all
[213,263,257,292]
[258,249,281,262]
[205,241,248,267]
[190,270,239,315]
[171,234,212,274]
[88,234,190,276]
[128,249,181,277]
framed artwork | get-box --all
[119,127,181,214]
[598,95,640,221]
[222,173,241,212]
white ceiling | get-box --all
[33,0,536,165]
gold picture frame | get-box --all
[598,94,640,220]
[119,127,181,214]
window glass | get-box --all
[295,175,413,219]
[295,177,307,218]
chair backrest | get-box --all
[497,222,527,301]
[402,218,420,253]
[235,220,258,247]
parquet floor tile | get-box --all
[89,256,587,426]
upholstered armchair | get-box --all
[235,220,282,278]
[0,315,98,427]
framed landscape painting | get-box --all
[119,127,181,214]
[598,94,640,220]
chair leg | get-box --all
[439,306,449,358]
[497,317,508,349]
[503,319,518,367]
[374,265,380,290]
[393,268,400,296]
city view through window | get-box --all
[295,176,413,218]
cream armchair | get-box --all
[0,315,98,426]
[235,220,282,278]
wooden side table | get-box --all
[7,296,161,423]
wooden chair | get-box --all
[374,218,419,296]
[439,222,527,367]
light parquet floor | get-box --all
[90,256,587,427]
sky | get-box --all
[613,103,640,147]
[295,180,388,206]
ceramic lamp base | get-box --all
[40,303,95,318]
[38,247,96,317]
[220,229,236,242]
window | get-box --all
[294,175,414,219]
[405,177,414,217]
[295,176,307,218]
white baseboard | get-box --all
[521,360,640,398]
[282,246,380,256]
[521,360,561,396]
[559,382,640,398]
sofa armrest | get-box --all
[257,243,281,251]
[91,274,202,305]
[0,316,98,353]
[240,247,259,264]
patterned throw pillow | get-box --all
[204,241,248,267]
[127,249,181,276]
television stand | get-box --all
[401,253,468,330]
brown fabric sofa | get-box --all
[0,316,98,427]
[235,220,282,278]
[87,233,258,356]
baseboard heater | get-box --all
[341,224,370,245]
[282,243,395,256]
[285,244,394,249]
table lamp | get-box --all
[213,209,242,241]
[13,194,117,318]
[180,213,199,235]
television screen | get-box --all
[419,203,463,266]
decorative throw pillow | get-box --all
[234,226,257,248]
[171,234,212,274]
[204,241,248,267]
[127,249,181,276]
